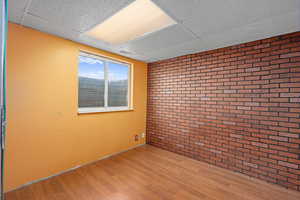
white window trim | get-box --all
[78,107,133,114]
[78,51,133,114]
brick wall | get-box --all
[147,32,300,191]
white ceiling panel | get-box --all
[147,10,300,62]
[201,10,300,51]
[22,11,152,61]
[227,0,300,25]
[77,34,118,52]
[154,0,243,36]
[8,0,300,62]
[120,53,155,63]
[146,39,206,61]
[8,0,30,23]
[154,0,300,36]
[22,13,81,41]
[120,24,196,54]
[152,0,199,22]
[27,0,134,32]
[75,34,153,61]
[8,9,23,24]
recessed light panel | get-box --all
[85,0,177,45]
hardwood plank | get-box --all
[5,145,300,200]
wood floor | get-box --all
[5,145,300,200]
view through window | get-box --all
[78,52,131,113]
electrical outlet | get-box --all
[141,133,145,138]
[134,134,139,141]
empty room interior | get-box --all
[1,0,300,199]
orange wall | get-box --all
[5,23,147,192]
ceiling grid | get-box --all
[8,0,300,62]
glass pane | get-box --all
[78,55,105,107]
[107,62,129,107]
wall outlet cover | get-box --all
[134,134,139,141]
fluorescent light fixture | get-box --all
[85,0,177,44]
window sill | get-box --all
[78,107,133,114]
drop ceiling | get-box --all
[9,0,300,62]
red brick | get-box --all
[279,122,299,128]
[280,52,300,58]
[278,151,299,159]
[278,161,299,169]
[147,31,300,192]
[280,93,300,97]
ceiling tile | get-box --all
[120,53,155,62]
[147,9,300,62]
[77,34,115,52]
[120,24,196,54]
[8,0,300,62]
[201,11,300,51]
[227,0,300,25]
[22,13,150,61]
[154,0,300,36]
[8,0,30,23]
[152,0,199,22]
[8,9,23,24]
[28,0,134,32]
[146,39,206,61]
[23,14,81,40]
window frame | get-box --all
[78,51,133,114]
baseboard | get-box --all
[6,143,145,193]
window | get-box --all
[78,52,131,113]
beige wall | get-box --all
[5,23,147,191]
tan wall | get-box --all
[5,23,147,192]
